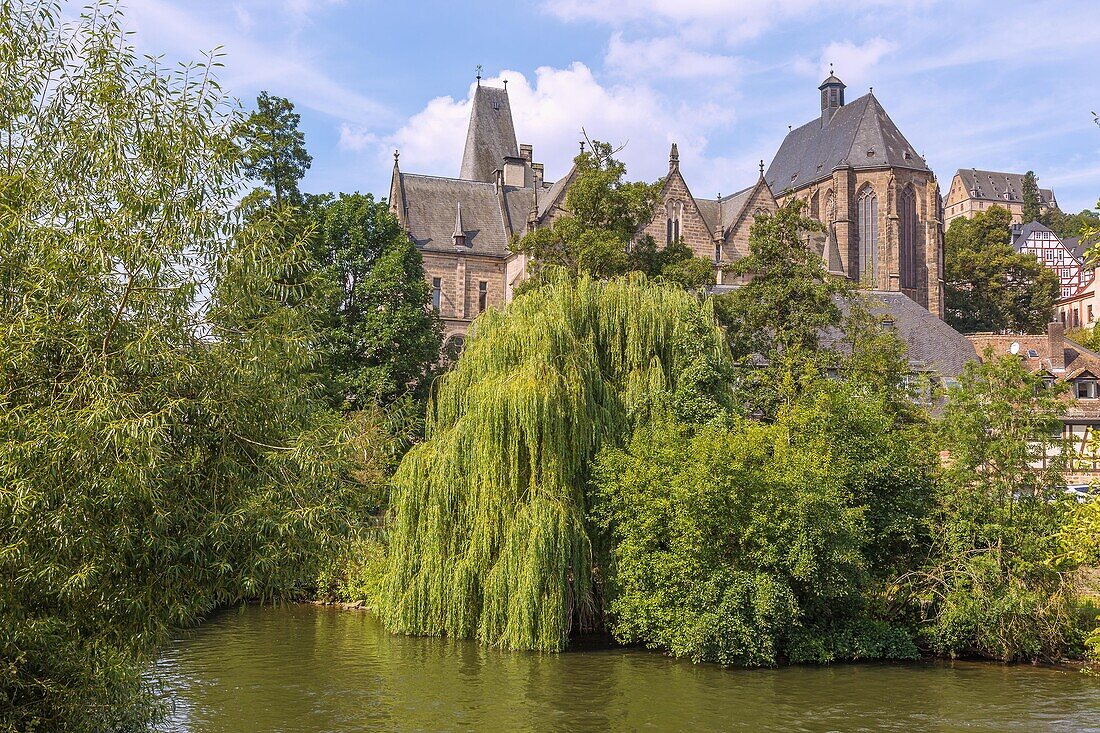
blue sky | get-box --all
[126,0,1100,212]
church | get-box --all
[389,71,945,340]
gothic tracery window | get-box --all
[856,185,878,285]
[899,185,919,290]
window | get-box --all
[1077,379,1098,399]
[856,185,878,285]
[899,186,919,290]
[478,281,488,313]
[665,201,682,245]
[1090,305,1094,323]
[431,277,442,311]
[714,241,722,262]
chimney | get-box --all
[1048,321,1065,372]
[531,162,544,186]
[502,155,526,187]
[519,143,533,163]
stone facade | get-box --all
[766,75,945,317]
[944,169,1057,226]
[391,72,947,335]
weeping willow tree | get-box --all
[379,274,730,651]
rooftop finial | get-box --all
[579,139,586,155]
[475,64,482,86]
[503,78,508,90]
[759,159,765,177]
[393,149,399,164]
[869,85,873,94]
[829,62,834,75]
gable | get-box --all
[638,168,715,259]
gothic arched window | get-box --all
[899,185,919,290]
[856,185,878,285]
[810,190,820,221]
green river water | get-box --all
[154,604,1100,732]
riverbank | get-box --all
[154,604,1100,733]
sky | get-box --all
[123,0,1100,212]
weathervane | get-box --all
[475,64,482,86]
[829,62,834,75]
[393,149,399,163]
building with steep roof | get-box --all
[390,72,948,338]
[1010,220,1087,299]
[766,73,945,317]
[944,169,1057,226]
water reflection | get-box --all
[156,605,1100,733]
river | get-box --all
[154,604,1100,732]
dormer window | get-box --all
[1077,378,1098,399]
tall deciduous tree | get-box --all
[307,192,442,408]
[944,205,1058,333]
[0,5,372,729]
[237,91,312,206]
[1022,170,1043,224]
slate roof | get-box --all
[954,169,1054,205]
[696,182,763,238]
[766,93,928,195]
[459,85,519,183]
[825,291,977,377]
[398,173,535,257]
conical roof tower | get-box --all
[459,81,519,182]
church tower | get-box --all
[766,73,945,317]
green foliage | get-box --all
[1022,170,1043,225]
[379,275,731,652]
[1043,207,1100,241]
[511,140,714,287]
[944,205,1059,333]
[306,192,442,408]
[316,536,389,608]
[0,4,376,728]
[905,353,1081,661]
[592,380,932,666]
[237,91,312,206]
[712,199,848,417]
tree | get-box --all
[237,91,312,206]
[944,205,1059,333]
[306,192,442,408]
[511,139,715,287]
[899,352,1082,662]
[379,275,732,652]
[0,4,373,728]
[711,199,849,417]
[1043,207,1100,240]
[1022,170,1043,224]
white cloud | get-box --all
[338,123,377,152]
[232,3,253,30]
[387,63,739,188]
[124,0,389,125]
[605,33,741,78]
[792,38,896,87]
[545,0,892,44]
[282,0,346,23]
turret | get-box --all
[819,67,845,124]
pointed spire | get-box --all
[669,142,679,172]
[459,80,519,181]
[452,203,466,247]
